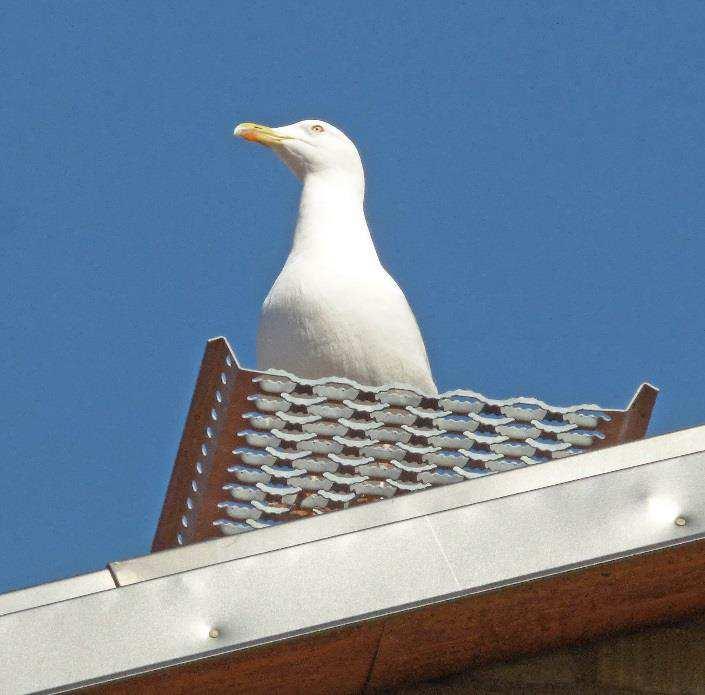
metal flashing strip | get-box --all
[112,423,705,586]
[0,571,116,618]
[1,432,705,694]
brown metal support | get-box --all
[152,338,235,552]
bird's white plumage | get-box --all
[236,119,436,394]
[258,248,437,393]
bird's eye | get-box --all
[311,124,325,133]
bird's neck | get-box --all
[290,173,378,261]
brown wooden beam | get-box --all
[83,620,383,695]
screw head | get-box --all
[208,628,220,639]
[675,516,687,527]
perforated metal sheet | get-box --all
[153,338,657,551]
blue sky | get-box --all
[2,1,704,594]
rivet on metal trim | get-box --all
[675,516,687,527]
[209,628,221,639]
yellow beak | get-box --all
[233,122,291,146]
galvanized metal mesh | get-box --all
[154,339,656,552]
[213,372,610,536]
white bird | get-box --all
[234,119,437,394]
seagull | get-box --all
[234,119,437,394]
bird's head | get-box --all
[234,119,364,192]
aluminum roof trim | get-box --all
[112,424,705,586]
[0,570,115,618]
[1,446,705,694]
